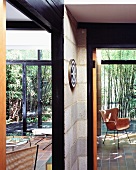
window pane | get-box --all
[101,49,136,60]
[6,49,38,60]
[41,66,52,127]
[26,66,38,129]
[101,64,136,119]
[6,49,51,60]
[6,64,23,134]
[40,50,51,60]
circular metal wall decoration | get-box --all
[68,59,77,89]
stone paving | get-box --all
[99,120,136,170]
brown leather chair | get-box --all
[99,108,131,148]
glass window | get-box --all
[100,49,136,60]
[6,49,37,60]
[101,64,136,118]
[6,49,51,60]
[40,50,51,60]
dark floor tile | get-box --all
[110,162,118,167]
[97,133,136,170]
[118,157,126,164]
[109,166,119,170]
[125,154,133,159]
[126,159,135,166]
[133,153,136,158]
[97,164,102,168]
[97,167,101,170]
[101,165,110,170]
[119,166,127,170]
[125,166,136,170]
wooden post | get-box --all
[93,50,97,170]
[0,0,6,169]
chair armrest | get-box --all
[105,121,116,130]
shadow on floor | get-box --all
[98,132,136,170]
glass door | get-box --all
[6,64,52,134]
[6,64,23,135]
[41,66,52,128]
[26,65,38,130]
[26,65,52,132]
[6,45,52,134]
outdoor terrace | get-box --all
[6,135,52,170]
[98,120,136,170]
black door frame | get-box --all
[78,23,136,170]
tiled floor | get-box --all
[35,136,52,170]
[6,121,136,170]
[6,135,52,170]
[97,133,136,170]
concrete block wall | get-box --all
[64,6,78,170]
[77,29,87,170]
[64,6,87,170]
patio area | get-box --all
[97,133,136,170]
[98,120,136,170]
[6,121,52,134]
[6,135,52,170]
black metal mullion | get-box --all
[38,65,42,128]
[22,63,27,134]
[38,50,41,60]
[38,51,42,128]
[6,60,52,65]
[102,60,136,64]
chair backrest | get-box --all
[99,108,119,122]
[6,145,39,170]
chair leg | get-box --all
[114,130,115,141]
[103,131,108,144]
[117,130,120,149]
[34,145,39,170]
[125,130,131,143]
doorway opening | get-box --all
[96,48,136,169]
[98,49,136,133]
[6,31,52,135]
